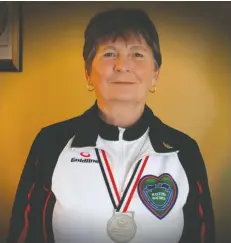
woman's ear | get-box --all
[85,66,90,82]
[152,68,160,85]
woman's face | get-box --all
[87,34,160,104]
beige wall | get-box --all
[0,2,230,243]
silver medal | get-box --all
[107,212,137,243]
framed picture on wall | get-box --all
[0,2,22,72]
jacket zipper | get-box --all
[121,151,156,194]
[118,127,125,195]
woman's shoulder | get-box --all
[152,115,200,153]
[40,105,96,136]
[164,123,197,145]
[34,112,86,146]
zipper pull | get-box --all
[118,127,125,141]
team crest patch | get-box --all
[137,173,178,219]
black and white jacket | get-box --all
[7,102,215,243]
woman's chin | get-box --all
[107,94,141,103]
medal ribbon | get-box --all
[95,148,149,212]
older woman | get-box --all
[7,8,215,243]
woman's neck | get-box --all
[97,100,145,128]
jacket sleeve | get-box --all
[6,129,44,243]
[179,139,216,243]
[194,141,216,243]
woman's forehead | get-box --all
[97,34,148,49]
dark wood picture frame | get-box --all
[0,2,22,72]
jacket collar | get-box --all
[71,101,179,153]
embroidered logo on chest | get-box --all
[137,173,178,219]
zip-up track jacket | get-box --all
[6,102,215,243]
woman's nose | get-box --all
[114,56,131,72]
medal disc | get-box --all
[107,213,137,243]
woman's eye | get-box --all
[134,52,144,58]
[103,52,115,57]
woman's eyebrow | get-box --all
[100,46,117,51]
[129,45,148,51]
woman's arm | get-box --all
[179,139,216,243]
[6,130,44,243]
